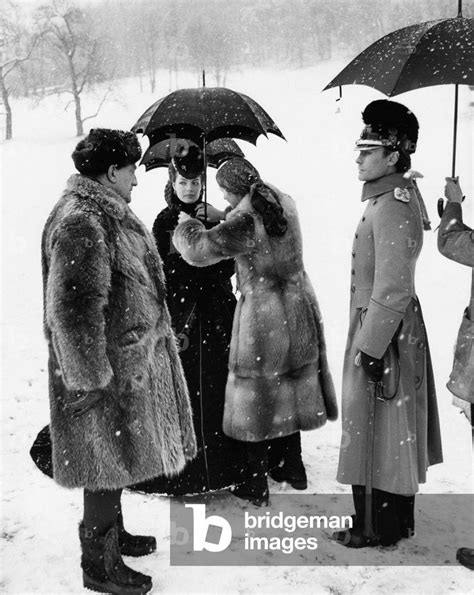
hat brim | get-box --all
[354,140,388,151]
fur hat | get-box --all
[72,128,141,175]
[355,100,419,154]
[171,145,204,179]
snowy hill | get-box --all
[1,62,473,593]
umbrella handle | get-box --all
[437,198,445,218]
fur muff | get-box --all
[42,174,196,490]
[173,185,338,442]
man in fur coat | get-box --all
[42,128,196,594]
[335,101,443,548]
[438,176,473,570]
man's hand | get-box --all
[360,351,384,382]
[444,177,464,204]
[65,389,107,419]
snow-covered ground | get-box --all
[1,62,473,593]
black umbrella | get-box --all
[132,86,285,147]
[324,2,474,176]
[132,84,285,212]
[140,137,244,172]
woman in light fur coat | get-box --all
[42,129,196,594]
[173,158,337,505]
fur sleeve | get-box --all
[172,211,255,267]
[438,202,474,268]
[46,213,113,391]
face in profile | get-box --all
[355,147,398,182]
[113,163,138,202]
[218,185,242,208]
[173,173,202,204]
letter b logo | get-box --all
[185,504,232,552]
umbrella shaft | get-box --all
[203,136,208,220]
[452,84,459,178]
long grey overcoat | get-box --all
[438,201,474,402]
[42,174,196,491]
[173,185,338,442]
[336,173,443,495]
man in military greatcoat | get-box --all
[334,100,443,548]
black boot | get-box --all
[117,510,157,557]
[231,441,270,506]
[457,547,474,570]
[79,523,152,594]
[269,433,307,490]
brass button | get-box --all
[352,269,355,275]
[351,285,355,293]
[362,217,366,222]
[352,252,355,258]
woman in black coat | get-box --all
[136,147,246,494]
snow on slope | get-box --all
[1,62,473,594]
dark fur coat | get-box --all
[173,185,338,441]
[130,202,245,494]
[42,174,196,490]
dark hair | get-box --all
[216,158,287,237]
[382,147,411,173]
[168,160,204,184]
[250,183,287,237]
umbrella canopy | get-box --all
[132,87,286,147]
[140,137,244,172]
[324,17,474,96]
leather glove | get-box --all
[360,351,384,382]
[65,388,107,419]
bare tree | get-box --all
[36,0,109,136]
[0,2,42,140]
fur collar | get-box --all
[65,174,128,220]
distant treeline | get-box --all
[0,0,470,138]
[3,0,467,96]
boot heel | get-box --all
[83,571,110,593]
[290,478,308,490]
[83,571,152,594]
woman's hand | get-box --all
[194,203,224,222]
[178,211,192,224]
[444,177,464,204]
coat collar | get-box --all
[232,194,252,214]
[361,172,414,202]
[66,174,128,220]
